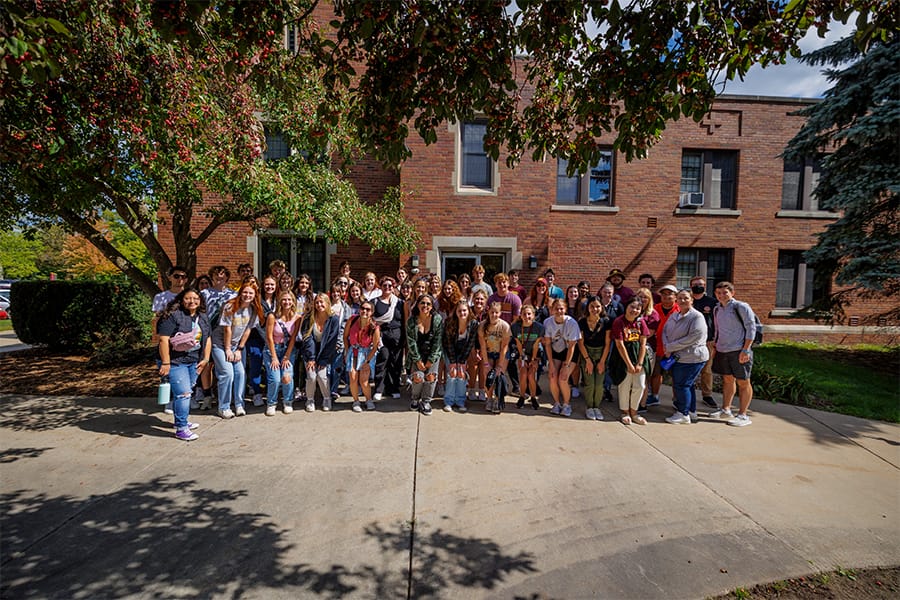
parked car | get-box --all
[0,308,7,320]
[0,279,15,293]
[0,293,9,312]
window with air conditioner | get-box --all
[680,150,737,209]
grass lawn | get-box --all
[0,319,12,332]
[753,341,899,423]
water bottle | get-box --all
[157,376,171,405]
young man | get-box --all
[645,284,678,408]
[229,263,253,290]
[197,265,237,410]
[487,273,522,324]
[606,268,635,306]
[543,268,564,299]
[638,273,661,304]
[470,264,493,297]
[690,275,719,409]
[709,281,757,427]
[507,269,527,300]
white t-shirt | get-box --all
[542,315,581,353]
[214,306,258,349]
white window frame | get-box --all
[451,120,499,195]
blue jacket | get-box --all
[301,315,341,366]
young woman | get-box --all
[329,282,353,401]
[362,271,380,301]
[564,284,584,399]
[577,296,612,421]
[466,289,489,401]
[245,275,278,407]
[299,293,340,412]
[609,298,652,425]
[372,276,405,400]
[634,286,662,412]
[264,290,302,416]
[662,290,709,424]
[541,298,581,417]
[338,261,358,288]
[479,302,512,414]
[395,268,409,290]
[293,273,315,315]
[398,280,413,304]
[277,272,294,297]
[406,293,443,415]
[346,282,364,317]
[457,273,473,304]
[429,273,442,299]
[405,277,430,324]
[212,281,264,418]
[195,274,212,292]
[344,300,381,411]
[511,304,543,409]
[438,279,463,318]
[157,288,212,441]
[527,277,552,324]
[441,300,480,412]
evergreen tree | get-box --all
[784,35,899,323]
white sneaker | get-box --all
[689,411,698,423]
[728,413,752,427]
[265,405,276,417]
[550,403,561,415]
[293,388,304,401]
[391,392,401,399]
[352,401,362,413]
[252,393,263,407]
[571,387,581,398]
[235,406,246,417]
[710,409,734,419]
[323,396,332,412]
[585,408,596,420]
[666,412,690,424]
[199,397,212,411]
[305,399,315,412]
[164,401,174,415]
[283,404,293,414]
[218,409,235,419]
[595,409,604,421]
[374,392,383,401]
[443,403,453,412]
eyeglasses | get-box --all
[171,274,187,279]
[382,283,394,288]
[337,280,349,285]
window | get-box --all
[263,127,290,161]
[556,151,614,205]
[776,250,826,308]
[460,121,493,190]
[782,156,824,211]
[676,248,732,291]
[680,150,737,209]
[260,236,327,292]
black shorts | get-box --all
[712,350,753,380]
[551,348,568,362]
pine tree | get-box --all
[783,35,899,323]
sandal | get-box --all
[633,415,647,425]
[621,415,632,425]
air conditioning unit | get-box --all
[679,192,704,207]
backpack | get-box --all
[717,301,763,346]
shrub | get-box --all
[751,354,812,405]
[10,280,152,358]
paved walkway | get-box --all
[0,329,28,353]
[1,387,897,599]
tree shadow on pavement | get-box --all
[0,446,53,463]
[1,476,536,598]
[0,394,172,437]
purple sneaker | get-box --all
[175,428,199,442]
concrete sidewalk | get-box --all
[1,388,897,599]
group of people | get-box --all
[154,261,758,442]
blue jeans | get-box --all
[264,344,297,407]
[671,361,705,415]
[443,359,467,407]
[245,332,265,394]
[169,362,199,430]
[330,351,344,396]
[212,345,247,412]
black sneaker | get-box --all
[530,396,540,410]
[637,405,648,414]
[702,396,718,409]
[516,396,526,409]
[410,400,419,411]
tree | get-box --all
[1,0,419,296]
[783,35,899,323]
[2,1,895,296]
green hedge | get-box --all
[10,280,152,357]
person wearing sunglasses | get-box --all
[372,276,405,401]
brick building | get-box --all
[158,12,896,344]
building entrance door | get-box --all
[442,253,505,285]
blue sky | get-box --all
[720,21,854,98]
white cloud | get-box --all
[721,20,856,98]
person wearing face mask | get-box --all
[690,276,719,409]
